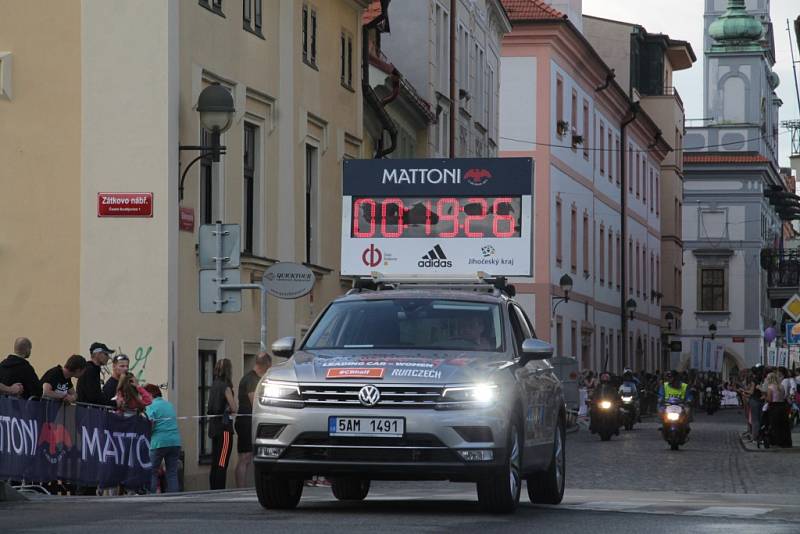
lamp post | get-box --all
[179,83,236,201]
[625,298,637,320]
[551,274,574,317]
[698,323,717,371]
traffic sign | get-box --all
[783,294,800,321]
[199,269,242,313]
[199,224,240,269]
[262,263,315,299]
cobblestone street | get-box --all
[567,408,800,495]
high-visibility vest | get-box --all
[663,382,687,401]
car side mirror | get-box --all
[520,338,554,363]
[271,336,296,358]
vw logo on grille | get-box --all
[358,385,381,407]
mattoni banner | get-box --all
[0,397,151,488]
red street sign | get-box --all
[97,193,153,218]
[732,336,745,343]
[179,207,195,232]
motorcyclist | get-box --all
[658,370,694,414]
[589,371,621,432]
[618,369,640,422]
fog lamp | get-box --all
[458,449,494,462]
[257,446,285,458]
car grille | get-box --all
[298,383,444,409]
[282,432,460,463]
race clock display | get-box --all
[341,158,533,277]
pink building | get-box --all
[499,0,670,373]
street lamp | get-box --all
[665,311,674,331]
[179,83,236,200]
[551,274,574,317]
[625,298,637,320]
[709,323,717,340]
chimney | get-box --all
[543,0,583,33]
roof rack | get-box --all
[348,271,516,297]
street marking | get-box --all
[685,506,774,517]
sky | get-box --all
[582,0,800,169]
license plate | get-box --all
[328,416,405,437]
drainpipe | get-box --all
[620,103,639,370]
[362,1,398,158]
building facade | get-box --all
[681,0,785,374]
[378,0,510,158]
[583,16,696,371]
[499,0,670,373]
[0,0,369,489]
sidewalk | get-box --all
[739,428,800,453]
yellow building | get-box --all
[0,0,368,489]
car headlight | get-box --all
[439,384,497,408]
[259,380,303,408]
[666,412,680,421]
[621,396,633,403]
[599,400,612,410]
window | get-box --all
[305,144,319,264]
[700,268,726,311]
[243,123,259,254]
[582,101,589,158]
[608,230,613,288]
[556,77,564,130]
[571,90,578,149]
[628,147,633,192]
[556,316,563,358]
[650,254,655,299]
[488,66,495,135]
[198,349,217,464]
[608,131,613,180]
[642,247,647,298]
[635,153,640,198]
[200,128,220,225]
[582,213,589,276]
[571,322,577,360]
[556,199,563,265]
[340,32,353,89]
[200,0,224,16]
[655,173,659,215]
[243,0,263,35]
[599,124,605,175]
[599,225,605,283]
[570,207,577,272]
[644,167,648,205]
[616,234,621,288]
[628,240,633,292]
[635,243,640,296]
[615,138,620,185]
[302,4,317,67]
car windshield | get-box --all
[303,298,503,352]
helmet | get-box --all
[599,372,611,383]
[623,368,633,380]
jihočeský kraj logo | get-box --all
[419,244,453,268]
[481,245,496,258]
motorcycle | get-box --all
[705,386,720,415]
[661,397,690,450]
[619,386,638,431]
[590,397,621,441]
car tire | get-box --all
[476,421,522,514]
[331,478,370,501]
[255,471,303,510]
[527,418,565,505]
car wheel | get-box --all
[476,421,522,514]
[527,417,565,505]
[255,470,303,510]
[331,478,370,501]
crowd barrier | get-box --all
[0,396,151,489]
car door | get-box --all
[513,304,560,448]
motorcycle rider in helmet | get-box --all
[619,369,641,422]
[589,371,621,432]
[658,370,694,421]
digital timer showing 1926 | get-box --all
[351,196,522,239]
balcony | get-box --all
[662,86,684,110]
[762,248,800,306]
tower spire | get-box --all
[709,0,763,52]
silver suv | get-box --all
[251,279,565,513]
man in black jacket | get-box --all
[77,342,114,405]
[0,337,42,399]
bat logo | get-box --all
[37,422,73,456]
[464,168,492,186]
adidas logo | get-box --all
[418,244,453,268]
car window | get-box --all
[303,299,504,352]
[512,305,533,339]
[507,304,527,355]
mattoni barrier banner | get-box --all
[0,396,151,488]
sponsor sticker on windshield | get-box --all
[326,368,385,379]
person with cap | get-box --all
[77,342,115,406]
[102,353,130,404]
[0,337,42,399]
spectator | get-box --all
[102,353,130,403]
[778,367,796,404]
[207,358,237,490]
[765,372,792,448]
[143,384,182,493]
[0,337,42,399]
[77,342,114,406]
[235,352,272,487]
[115,372,152,414]
[41,355,87,404]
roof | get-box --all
[500,0,564,22]
[684,153,769,165]
[362,0,382,25]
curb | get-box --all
[738,431,800,453]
